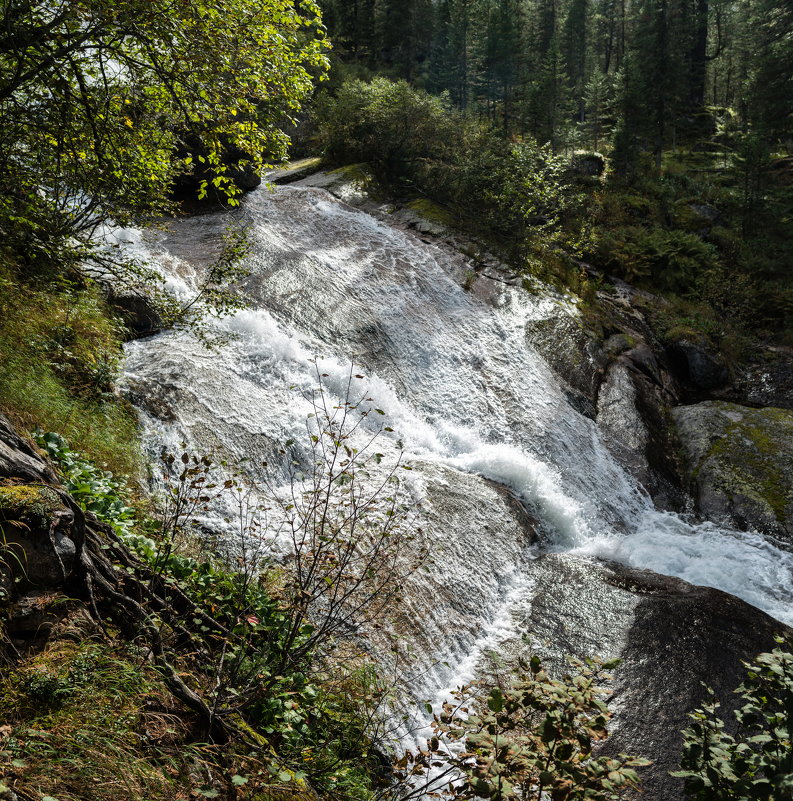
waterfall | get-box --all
[121,182,793,719]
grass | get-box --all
[0,637,205,801]
[0,261,142,479]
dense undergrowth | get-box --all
[312,77,793,350]
[1,434,384,801]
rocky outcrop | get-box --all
[0,417,58,485]
[508,554,788,801]
[716,344,793,411]
[525,315,606,419]
[0,416,80,600]
[666,336,729,394]
[521,288,688,509]
[597,336,685,509]
[266,157,324,185]
[671,401,793,544]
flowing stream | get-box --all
[120,181,793,725]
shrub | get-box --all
[592,226,719,291]
[401,655,649,801]
[315,78,581,256]
[314,77,462,182]
[672,637,793,800]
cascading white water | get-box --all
[121,182,793,718]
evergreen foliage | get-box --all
[317,0,792,166]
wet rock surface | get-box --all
[671,401,793,544]
[524,315,605,419]
[513,553,787,801]
[109,291,163,338]
[666,338,729,394]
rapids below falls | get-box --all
[117,178,793,791]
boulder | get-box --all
[569,152,606,176]
[717,345,793,411]
[0,415,58,484]
[671,401,793,544]
[666,338,729,394]
[0,484,78,588]
[506,554,787,801]
[0,414,79,593]
[108,291,163,339]
[594,324,685,509]
[172,135,262,202]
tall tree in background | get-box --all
[562,0,590,123]
[748,0,793,142]
[377,0,435,81]
[319,0,791,172]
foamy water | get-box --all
[120,183,792,725]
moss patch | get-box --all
[703,405,793,522]
[0,485,62,521]
[676,402,793,533]
[405,198,455,227]
[327,163,372,184]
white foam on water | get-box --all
[122,183,793,723]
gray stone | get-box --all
[525,313,606,418]
[569,152,606,176]
[0,414,58,484]
[109,291,163,338]
[671,401,793,543]
[667,339,729,392]
[503,553,786,801]
[718,345,793,411]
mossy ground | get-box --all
[0,636,214,801]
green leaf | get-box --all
[487,688,504,713]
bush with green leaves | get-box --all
[34,430,137,539]
[315,77,462,182]
[315,77,581,259]
[672,637,793,800]
[400,655,649,801]
[592,225,720,291]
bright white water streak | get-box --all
[122,183,793,673]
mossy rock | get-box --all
[0,484,63,526]
[299,163,379,205]
[671,401,793,542]
[326,163,371,183]
[266,156,324,185]
[0,483,76,588]
[405,198,455,228]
